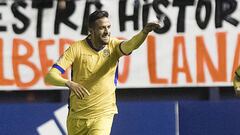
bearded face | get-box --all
[89,17,111,45]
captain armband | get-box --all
[52,64,65,74]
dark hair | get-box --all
[88,10,109,28]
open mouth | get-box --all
[102,36,109,40]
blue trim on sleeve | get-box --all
[68,65,73,110]
[52,64,65,74]
[114,66,119,86]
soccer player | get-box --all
[45,10,161,135]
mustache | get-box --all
[102,33,110,37]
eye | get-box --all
[99,26,105,30]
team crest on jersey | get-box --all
[103,49,110,57]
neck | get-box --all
[92,39,105,50]
[87,36,105,51]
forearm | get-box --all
[120,31,148,54]
[44,68,68,86]
[120,21,161,54]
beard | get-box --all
[100,34,110,45]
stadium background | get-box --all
[1,0,240,135]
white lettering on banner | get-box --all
[0,0,240,90]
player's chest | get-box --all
[78,48,112,71]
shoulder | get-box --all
[71,40,85,48]
[64,39,86,56]
[109,37,124,46]
[110,37,123,42]
[68,39,88,52]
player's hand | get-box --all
[65,81,90,99]
[142,21,162,34]
[233,75,240,96]
[142,16,165,34]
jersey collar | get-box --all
[86,35,106,52]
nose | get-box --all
[104,27,110,35]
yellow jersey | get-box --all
[55,36,124,119]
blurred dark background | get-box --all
[0,86,236,103]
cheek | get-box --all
[93,29,105,37]
[98,31,105,36]
[92,31,99,36]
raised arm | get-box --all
[120,21,161,55]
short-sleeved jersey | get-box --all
[55,36,124,119]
